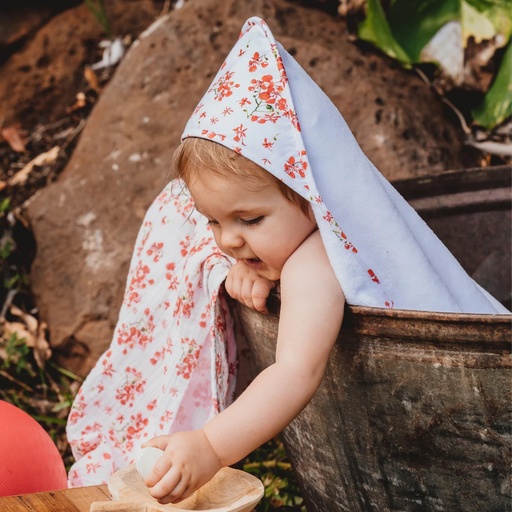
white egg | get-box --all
[135,446,165,480]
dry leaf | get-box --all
[1,124,27,153]
[84,66,100,92]
[33,321,51,369]
[10,304,38,333]
[8,145,60,186]
[338,0,365,17]
[4,321,35,347]
[421,22,464,86]
[5,306,51,369]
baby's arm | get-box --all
[225,261,274,313]
[144,231,344,502]
[203,230,344,463]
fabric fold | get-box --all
[67,183,236,486]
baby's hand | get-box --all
[142,430,221,504]
[225,262,274,313]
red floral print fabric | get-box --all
[66,183,237,485]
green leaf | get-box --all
[388,0,459,61]
[358,0,412,63]
[83,0,112,38]
[465,0,512,40]
[367,0,511,62]
[0,197,11,215]
[462,0,503,43]
[472,41,512,128]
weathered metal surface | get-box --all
[233,166,512,512]
[235,304,511,512]
[394,165,511,309]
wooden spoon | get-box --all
[90,464,264,512]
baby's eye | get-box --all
[207,219,219,226]
[241,216,264,226]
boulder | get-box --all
[24,0,473,375]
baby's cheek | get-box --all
[212,235,227,254]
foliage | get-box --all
[244,438,306,511]
[84,0,113,38]
[356,0,512,129]
[0,332,82,468]
[471,40,512,128]
[358,0,413,63]
[0,198,30,315]
[0,192,82,466]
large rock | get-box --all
[25,0,473,375]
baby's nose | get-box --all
[221,229,244,250]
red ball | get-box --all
[0,400,68,496]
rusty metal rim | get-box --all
[344,305,511,345]
[241,298,511,347]
[392,165,512,200]
[348,304,511,322]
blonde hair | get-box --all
[172,138,311,217]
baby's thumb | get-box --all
[141,435,169,450]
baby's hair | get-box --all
[172,138,311,217]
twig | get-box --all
[29,118,70,144]
[415,67,471,135]
[0,289,17,319]
[161,0,171,16]
[464,138,512,157]
[48,361,84,383]
[61,118,87,153]
[0,369,34,392]
[244,460,292,470]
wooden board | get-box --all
[90,465,264,512]
[0,485,111,512]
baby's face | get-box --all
[188,171,316,281]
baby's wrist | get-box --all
[200,428,224,468]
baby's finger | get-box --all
[148,467,182,500]
[225,273,241,301]
[240,279,255,310]
[142,435,170,451]
[252,280,271,313]
[158,477,192,504]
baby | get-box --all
[66,14,507,498]
[142,138,344,502]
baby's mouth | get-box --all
[244,258,262,269]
